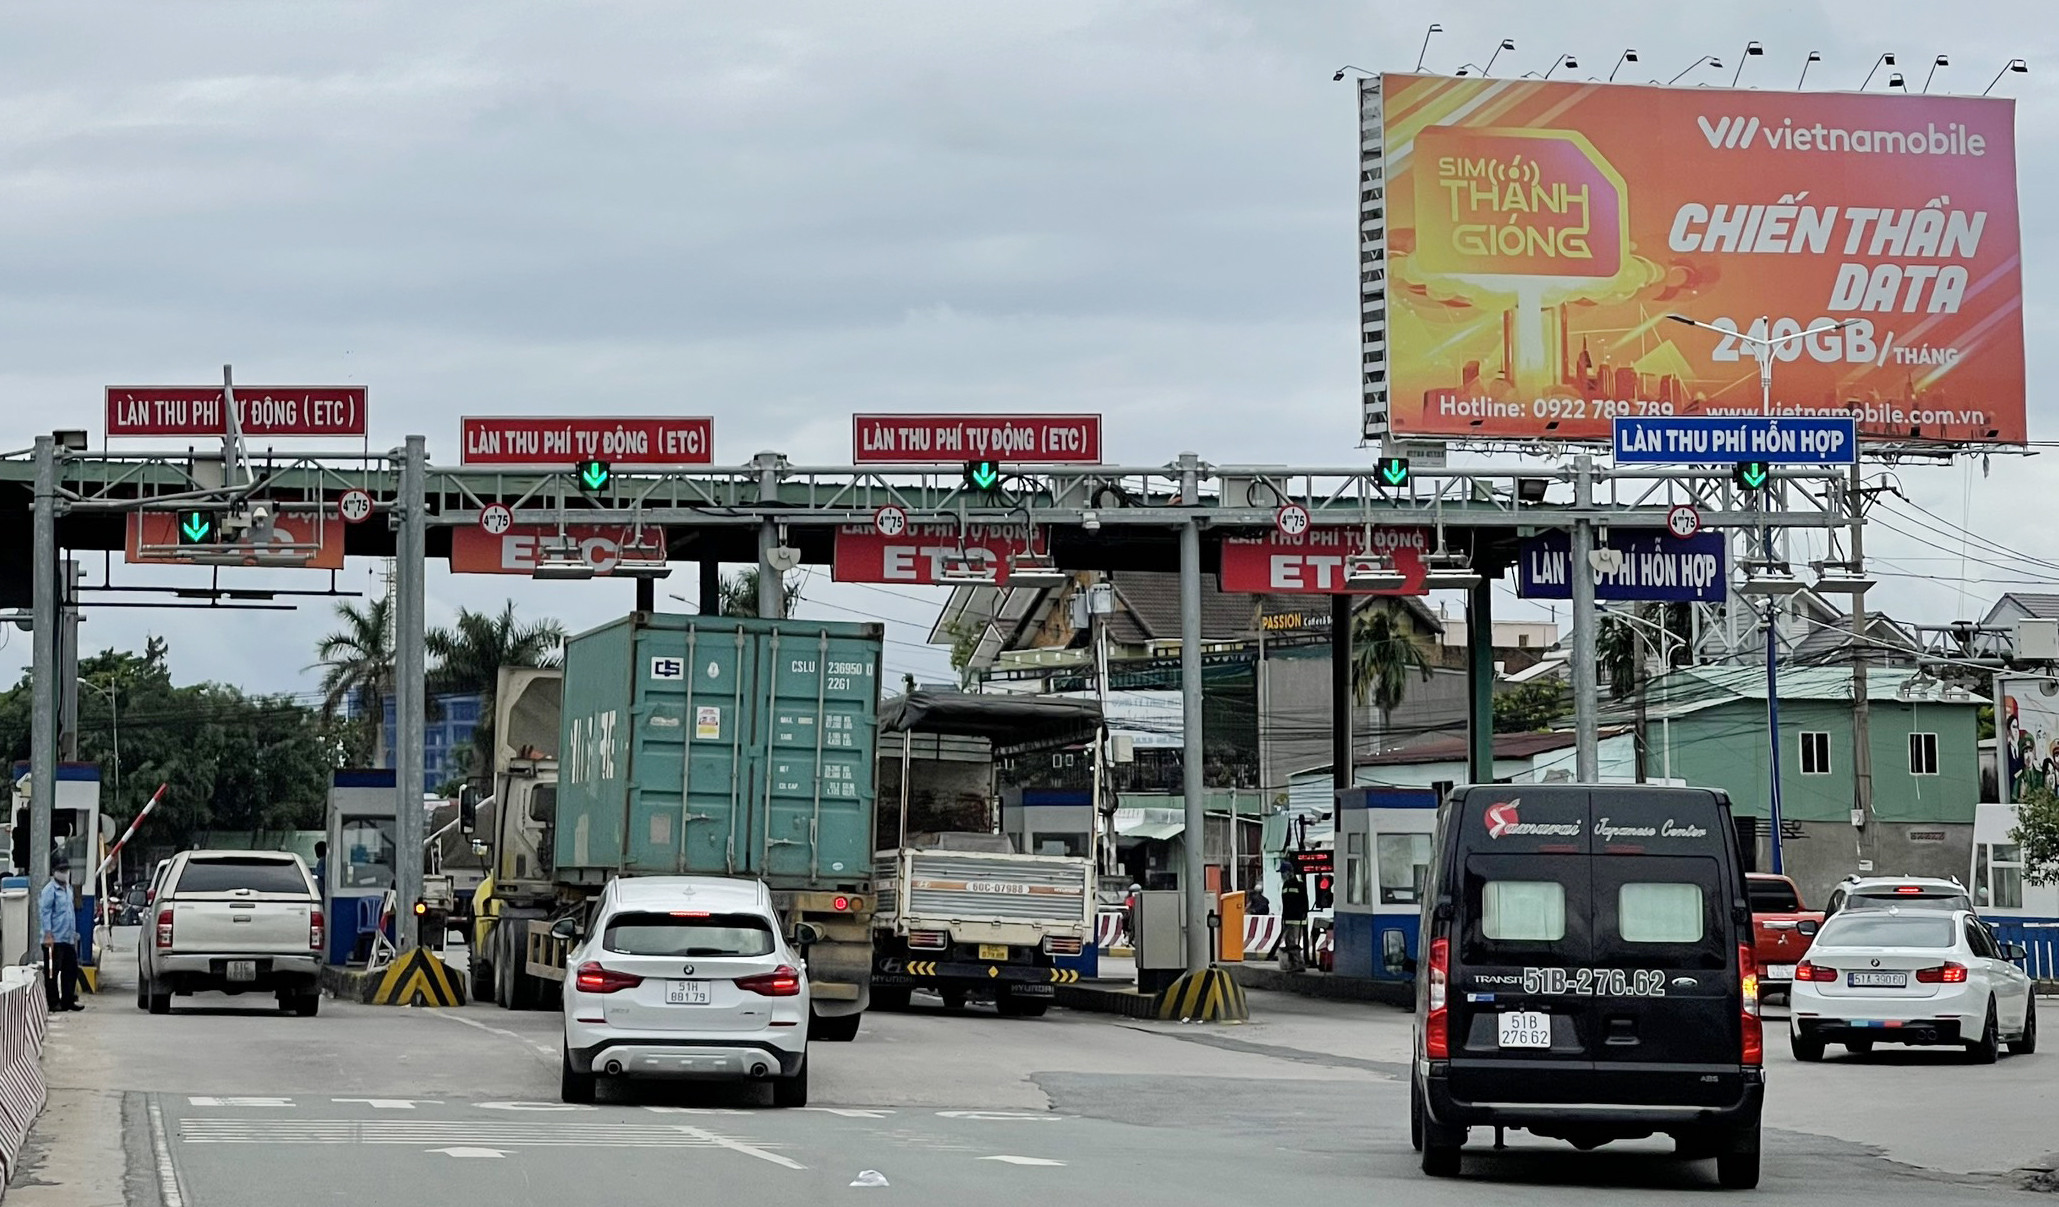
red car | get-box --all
[1747,873,1823,1000]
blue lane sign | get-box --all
[1518,529,1728,603]
[1611,416,1856,464]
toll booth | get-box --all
[1330,787,1438,982]
[11,763,103,977]
[325,769,398,966]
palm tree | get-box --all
[719,568,801,618]
[314,595,396,766]
[427,601,566,773]
[1351,599,1433,748]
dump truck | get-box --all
[468,613,884,1040]
[869,691,1099,1016]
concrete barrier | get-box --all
[0,967,49,1184]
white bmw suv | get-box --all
[558,877,812,1105]
[1789,907,2038,1063]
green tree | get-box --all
[718,568,800,618]
[1494,680,1569,733]
[1351,600,1432,737]
[427,601,565,776]
[313,595,395,766]
[2015,781,2059,886]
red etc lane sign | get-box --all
[852,415,1101,464]
[833,524,1041,585]
[125,512,346,569]
[450,525,668,575]
[106,386,367,437]
[1218,528,1432,595]
[460,416,714,466]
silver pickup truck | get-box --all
[137,850,325,1016]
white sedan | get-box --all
[558,877,813,1105]
[1788,907,2037,1063]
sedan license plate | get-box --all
[1847,971,1908,988]
[1765,964,1797,981]
[978,944,1009,961]
[1497,1011,1552,1049]
[226,960,257,983]
[664,980,711,1005]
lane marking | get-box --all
[187,1097,293,1107]
[427,1147,509,1158]
[424,1008,558,1066]
[801,1108,896,1118]
[935,1111,1065,1122]
[644,1106,749,1116]
[148,1098,188,1207]
[980,1155,1066,1166]
[476,1101,596,1112]
[850,1170,890,1187]
[674,1125,806,1170]
[333,1099,442,1110]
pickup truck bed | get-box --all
[139,851,325,1016]
[1747,872,1823,998]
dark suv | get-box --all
[1412,785,1764,1189]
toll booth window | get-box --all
[340,820,396,888]
[604,912,774,957]
[1376,833,1432,905]
[1343,833,1369,906]
[1481,881,1566,942]
[1618,882,1705,944]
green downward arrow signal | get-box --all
[179,512,212,543]
[1739,462,1769,490]
[967,461,1001,491]
[577,460,611,492]
[1379,459,1409,486]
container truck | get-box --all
[469,613,884,1040]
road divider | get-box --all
[0,967,49,1183]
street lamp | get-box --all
[75,677,119,801]
[1483,38,1516,77]
[1602,607,1688,783]
[1665,315,1859,876]
[1732,41,1765,87]
[1609,50,1639,82]
[1923,54,1950,93]
[1414,23,1442,72]
[1861,53,1897,90]
[1797,50,1822,89]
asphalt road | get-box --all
[9,929,2053,1205]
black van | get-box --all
[1411,785,1764,1189]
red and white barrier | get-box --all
[1096,911,1128,951]
[0,968,48,1182]
[1242,915,1282,958]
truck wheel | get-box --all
[771,1058,808,1108]
[940,988,967,1010]
[293,993,320,1018]
[996,991,1047,1019]
[810,1011,862,1042]
[1716,1129,1761,1190]
[492,940,512,1008]
[147,982,171,1015]
[871,987,911,1012]
[560,1049,596,1104]
[470,947,494,1004]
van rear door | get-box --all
[1445,786,1598,1105]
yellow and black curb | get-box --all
[370,949,467,1007]
[1155,967,1249,1023]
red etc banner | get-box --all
[851,415,1101,464]
[833,524,1043,586]
[450,525,667,575]
[460,416,714,466]
[124,513,346,569]
[106,386,367,437]
[1218,528,1431,595]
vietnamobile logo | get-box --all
[1696,114,1989,157]
[1484,799,1582,839]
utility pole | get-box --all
[1571,454,1600,781]
[754,452,786,620]
[28,436,59,951]
[1848,459,1874,864]
[1177,453,1209,974]
[393,436,427,947]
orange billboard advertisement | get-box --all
[1365,74,2025,444]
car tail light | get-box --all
[907,930,948,950]
[1044,936,1084,956]
[309,908,325,952]
[833,895,849,912]
[156,907,174,950]
[1894,886,1924,894]
[1794,960,1838,982]
[573,961,643,994]
[1425,936,1450,1059]
[1915,961,1969,984]
[736,965,803,997]
[1739,943,1762,1066]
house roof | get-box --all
[1287,727,1631,775]
[1643,665,1982,720]
[1982,593,2059,624]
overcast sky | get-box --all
[3,1,2054,697]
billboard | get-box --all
[1362,75,2025,444]
[107,386,367,437]
[852,414,1101,464]
[1999,676,2059,805]
[459,417,713,466]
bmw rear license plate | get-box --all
[1497,1011,1552,1049]
[1847,971,1907,988]
[226,960,256,983]
[665,980,711,1005]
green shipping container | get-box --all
[555,613,884,890]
